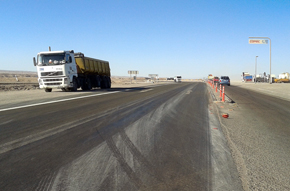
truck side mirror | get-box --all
[33,57,37,66]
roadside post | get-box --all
[219,84,222,97]
[249,37,271,84]
[222,86,225,102]
[149,74,158,83]
[128,71,139,83]
[255,56,258,84]
[215,84,217,92]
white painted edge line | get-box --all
[140,89,153,93]
[0,91,120,112]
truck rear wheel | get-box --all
[96,76,101,87]
[104,77,108,89]
[108,77,111,88]
[81,78,88,90]
[87,78,92,90]
[100,76,106,89]
[45,88,52,92]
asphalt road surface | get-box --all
[0,82,241,191]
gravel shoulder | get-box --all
[230,81,290,101]
[209,82,290,190]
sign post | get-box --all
[249,37,272,84]
[148,74,158,83]
[128,71,139,83]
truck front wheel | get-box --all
[72,78,78,91]
[45,88,52,92]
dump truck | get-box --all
[33,49,111,92]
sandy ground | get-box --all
[230,81,290,101]
[209,81,290,190]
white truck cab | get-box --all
[174,76,182,82]
[33,50,78,92]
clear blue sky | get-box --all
[1,0,289,80]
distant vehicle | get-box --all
[33,48,111,92]
[242,72,253,82]
[213,76,219,84]
[174,76,182,82]
[167,77,174,80]
[274,72,290,83]
[208,74,214,81]
[219,76,230,86]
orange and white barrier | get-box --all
[222,86,225,102]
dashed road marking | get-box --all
[140,89,153,93]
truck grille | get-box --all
[43,79,62,82]
[43,78,62,86]
[41,71,63,76]
[44,82,62,86]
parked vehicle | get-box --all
[242,72,252,82]
[213,76,219,84]
[33,49,111,92]
[219,76,230,86]
[274,78,290,83]
[274,72,290,83]
[208,74,214,81]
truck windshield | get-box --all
[38,54,66,66]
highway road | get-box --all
[0,82,242,191]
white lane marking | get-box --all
[186,90,192,94]
[140,89,153,93]
[0,119,14,125]
[0,91,120,112]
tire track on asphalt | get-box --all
[0,85,184,155]
[35,171,56,191]
[105,136,144,189]
[97,169,115,191]
[118,129,167,185]
[95,84,197,190]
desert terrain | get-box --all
[0,70,169,91]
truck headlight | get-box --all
[38,79,43,85]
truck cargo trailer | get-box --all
[33,49,111,92]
